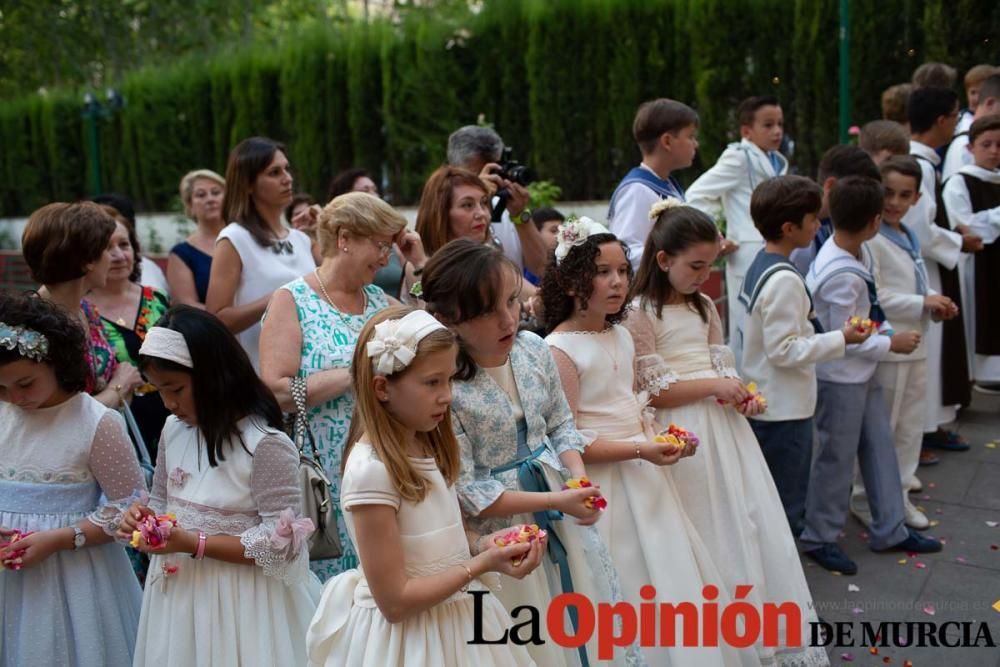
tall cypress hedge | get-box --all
[0,0,997,216]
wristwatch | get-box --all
[511,208,532,226]
[72,526,86,550]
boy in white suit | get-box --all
[853,156,959,531]
[687,96,788,350]
[738,175,869,536]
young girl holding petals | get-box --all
[119,306,320,666]
[421,239,640,667]
[540,218,754,667]
[624,199,829,667]
[306,305,542,667]
[0,293,144,667]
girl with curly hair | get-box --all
[541,219,753,666]
[624,200,828,667]
[0,292,145,667]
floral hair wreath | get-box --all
[0,322,49,362]
[648,197,686,221]
[554,214,612,264]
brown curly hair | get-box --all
[539,233,632,332]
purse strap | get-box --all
[120,399,153,469]
[289,376,323,464]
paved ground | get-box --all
[802,391,1000,666]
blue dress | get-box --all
[170,241,213,303]
[0,394,144,667]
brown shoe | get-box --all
[919,449,941,466]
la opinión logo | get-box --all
[467,584,804,659]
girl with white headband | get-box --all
[0,293,144,667]
[118,306,321,666]
[307,305,541,667]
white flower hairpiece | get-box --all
[0,322,49,362]
[648,197,686,220]
[554,215,611,264]
[366,310,447,376]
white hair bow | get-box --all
[366,310,446,376]
[554,215,612,264]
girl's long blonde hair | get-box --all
[344,305,461,503]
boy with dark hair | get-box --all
[608,98,699,271]
[738,175,868,535]
[687,95,788,349]
[522,207,565,285]
[790,145,881,275]
[859,120,910,165]
[944,74,1000,179]
[944,114,1000,393]
[904,86,982,452]
[801,176,942,574]
[852,156,958,529]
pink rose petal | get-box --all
[923,604,936,616]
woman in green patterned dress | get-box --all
[259,192,426,581]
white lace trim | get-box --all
[168,497,260,535]
[709,344,740,379]
[635,354,678,396]
[0,465,92,484]
[88,497,133,537]
[240,521,311,585]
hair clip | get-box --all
[648,197,686,220]
[554,215,611,264]
[0,322,49,362]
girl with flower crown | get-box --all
[306,305,543,667]
[624,199,829,667]
[540,218,755,666]
[117,306,321,666]
[0,293,144,667]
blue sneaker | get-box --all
[878,529,943,554]
[804,543,858,575]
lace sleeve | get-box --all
[86,410,148,534]
[705,294,725,345]
[709,345,740,379]
[623,309,677,396]
[549,346,581,417]
[239,434,313,584]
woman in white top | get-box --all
[207,137,316,370]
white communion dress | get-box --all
[306,442,535,667]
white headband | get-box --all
[554,215,612,264]
[139,327,193,368]
[366,310,446,376]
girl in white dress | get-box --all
[624,200,828,667]
[0,293,144,667]
[119,306,321,666]
[540,218,755,667]
[306,306,543,667]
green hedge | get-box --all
[1,0,997,216]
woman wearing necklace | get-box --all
[20,201,144,409]
[86,206,171,459]
[207,137,316,371]
[259,192,424,582]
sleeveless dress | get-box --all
[170,241,213,304]
[306,442,534,667]
[133,416,321,667]
[216,222,315,371]
[546,326,755,667]
[627,300,829,667]
[278,276,390,581]
[0,394,145,667]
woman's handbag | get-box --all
[289,376,343,561]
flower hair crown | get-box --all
[554,214,612,264]
[367,310,447,376]
[648,197,686,220]
[0,322,49,362]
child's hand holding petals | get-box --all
[116,502,152,541]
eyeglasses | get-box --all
[368,237,393,258]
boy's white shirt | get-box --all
[740,268,845,420]
[868,232,933,361]
[807,238,893,384]
[903,140,963,274]
[942,163,1000,243]
[607,163,668,271]
[941,133,973,181]
[686,138,789,242]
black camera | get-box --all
[492,147,535,186]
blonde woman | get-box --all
[259,192,422,582]
[168,169,226,308]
